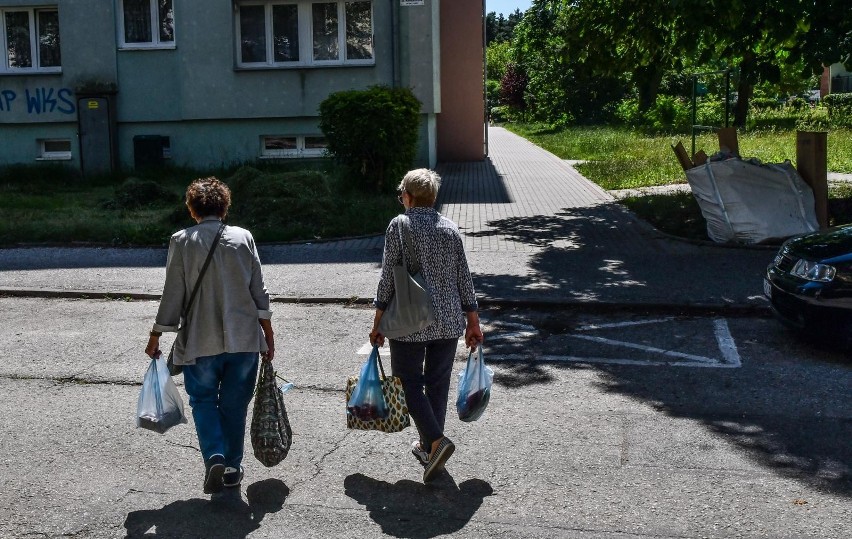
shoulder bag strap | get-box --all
[182,222,226,325]
[397,215,421,275]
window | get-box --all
[261,135,327,158]
[119,0,174,48]
[1,7,61,73]
[237,1,373,68]
[37,139,71,160]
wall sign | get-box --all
[400,0,424,5]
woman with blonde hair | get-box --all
[370,168,483,482]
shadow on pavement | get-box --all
[589,352,852,498]
[435,158,512,209]
[122,478,289,538]
[344,472,493,538]
[469,204,770,305]
[488,327,852,498]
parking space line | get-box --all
[568,334,718,364]
[714,319,742,367]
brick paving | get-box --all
[437,127,656,254]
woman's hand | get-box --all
[465,312,484,351]
[145,335,161,359]
[370,309,385,347]
[260,319,275,362]
[370,328,385,348]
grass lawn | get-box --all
[0,163,400,246]
[505,124,852,241]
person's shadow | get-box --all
[123,479,289,538]
[344,472,493,538]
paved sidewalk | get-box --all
[0,127,773,312]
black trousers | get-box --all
[389,338,458,449]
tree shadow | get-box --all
[122,478,289,538]
[344,472,493,538]
[485,314,851,498]
[468,204,771,306]
[589,352,852,497]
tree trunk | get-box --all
[734,80,753,128]
[636,65,664,112]
[734,55,756,127]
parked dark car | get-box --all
[764,225,852,340]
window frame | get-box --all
[37,138,72,161]
[117,0,175,50]
[260,134,328,158]
[236,0,374,69]
[0,7,61,74]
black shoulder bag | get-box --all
[167,222,226,376]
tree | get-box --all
[485,9,524,45]
[511,0,852,127]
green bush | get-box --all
[223,166,334,237]
[102,177,178,210]
[750,97,782,110]
[319,85,421,192]
[823,93,852,128]
[486,79,501,113]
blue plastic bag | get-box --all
[456,347,494,422]
[136,357,188,434]
[346,346,390,422]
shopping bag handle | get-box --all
[372,344,388,380]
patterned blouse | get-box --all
[374,207,478,342]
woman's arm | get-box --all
[371,219,402,345]
[259,318,275,361]
[145,236,185,358]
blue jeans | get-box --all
[389,338,458,450]
[183,352,259,468]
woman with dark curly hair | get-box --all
[145,177,274,495]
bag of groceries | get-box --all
[456,347,493,422]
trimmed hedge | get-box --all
[319,85,421,192]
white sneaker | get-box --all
[410,441,428,466]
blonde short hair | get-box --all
[398,168,441,207]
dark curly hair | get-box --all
[186,177,231,218]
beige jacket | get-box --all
[153,217,272,364]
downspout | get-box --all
[482,0,488,157]
[390,0,400,87]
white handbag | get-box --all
[378,215,436,339]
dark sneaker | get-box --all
[203,454,226,494]
[423,437,455,483]
[223,466,244,488]
[411,441,428,467]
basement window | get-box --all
[37,138,71,160]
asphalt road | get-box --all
[1,297,849,538]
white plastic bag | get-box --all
[456,348,494,422]
[136,357,188,434]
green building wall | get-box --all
[0,0,441,171]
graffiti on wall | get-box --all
[0,87,75,115]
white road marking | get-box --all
[485,317,742,369]
[714,318,742,367]
[576,318,674,331]
[486,354,742,369]
[568,333,718,364]
[357,342,390,355]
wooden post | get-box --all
[671,141,693,171]
[796,131,829,229]
[717,127,739,156]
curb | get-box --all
[0,288,772,317]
